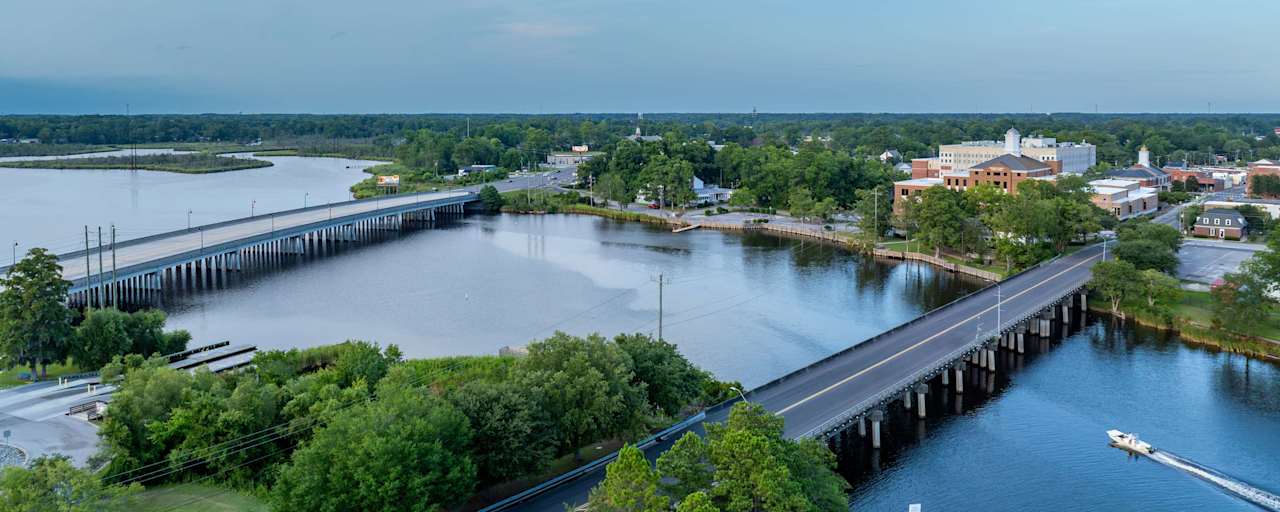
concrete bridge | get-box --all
[6,190,478,309]
[498,244,1105,511]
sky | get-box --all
[1,0,1278,114]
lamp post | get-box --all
[187,210,193,230]
[304,192,310,208]
[11,242,17,265]
[730,386,748,403]
[251,200,256,217]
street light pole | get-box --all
[304,192,310,208]
[187,210,192,230]
[251,200,256,217]
[730,386,748,403]
[11,242,16,266]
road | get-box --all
[513,244,1103,511]
[3,164,575,287]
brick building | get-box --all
[1193,208,1247,240]
[1088,179,1158,220]
[1105,146,1170,191]
[1248,159,1280,197]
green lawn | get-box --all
[1175,290,1280,340]
[0,362,80,389]
[135,483,269,512]
[877,239,1009,277]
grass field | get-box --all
[0,362,80,389]
[135,483,269,512]
[877,239,1010,277]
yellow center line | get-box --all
[776,249,1101,415]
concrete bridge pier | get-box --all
[903,389,912,410]
[1079,292,1087,312]
[986,345,996,372]
[1061,302,1070,323]
[915,384,929,419]
[977,349,987,370]
[1029,317,1039,335]
[1016,332,1025,353]
[954,362,965,394]
[940,366,950,386]
[870,409,885,449]
[857,415,866,437]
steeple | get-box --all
[1138,145,1151,167]
[1004,128,1022,157]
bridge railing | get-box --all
[797,281,1086,439]
[746,249,1078,408]
[0,190,474,276]
[52,192,477,289]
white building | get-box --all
[938,128,1096,174]
[1088,179,1158,220]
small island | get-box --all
[0,153,273,174]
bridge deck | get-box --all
[32,190,474,290]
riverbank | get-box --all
[1088,290,1280,361]
[0,153,274,173]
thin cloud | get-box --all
[495,21,591,39]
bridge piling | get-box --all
[857,415,866,437]
[903,390,912,410]
[954,362,965,393]
[915,384,929,419]
[941,366,950,386]
[870,409,884,449]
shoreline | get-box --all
[1087,301,1280,362]
[505,204,1004,283]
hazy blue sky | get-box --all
[2,0,1277,114]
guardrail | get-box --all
[745,248,1077,406]
[0,190,475,278]
[479,410,713,512]
[798,281,1086,439]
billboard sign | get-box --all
[377,175,401,186]
[572,145,589,153]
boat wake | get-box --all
[1147,450,1280,511]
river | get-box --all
[0,154,1277,510]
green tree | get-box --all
[914,186,966,257]
[727,188,757,208]
[1137,269,1182,319]
[853,187,891,241]
[1211,265,1271,331]
[479,185,504,212]
[1181,204,1203,233]
[0,455,139,511]
[72,307,132,371]
[787,187,816,220]
[0,248,74,380]
[676,491,720,512]
[598,172,631,209]
[518,332,648,459]
[271,387,476,512]
[123,309,188,357]
[614,333,706,416]
[587,444,669,512]
[1116,220,1182,253]
[657,432,713,501]
[1114,239,1178,273]
[448,380,553,483]
[1091,259,1141,317]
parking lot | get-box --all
[1177,239,1264,285]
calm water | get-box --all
[1,155,1277,510]
[840,318,1280,512]
[159,213,982,385]
[0,153,371,261]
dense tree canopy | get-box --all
[0,248,74,380]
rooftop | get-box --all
[971,153,1052,171]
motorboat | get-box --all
[1107,429,1156,455]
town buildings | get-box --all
[1087,179,1158,220]
[1248,159,1280,197]
[546,146,602,166]
[1193,208,1248,240]
[935,128,1095,174]
[1104,146,1171,191]
[894,129,1061,203]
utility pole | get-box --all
[111,225,117,307]
[96,227,105,308]
[873,185,879,244]
[84,226,92,308]
[652,273,670,340]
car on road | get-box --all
[647,203,660,209]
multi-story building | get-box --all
[1248,159,1280,197]
[936,128,1096,174]
[1162,163,1225,192]
[1193,208,1247,240]
[1088,179,1158,220]
[894,136,1061,211]
[1105,146,1171,191]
